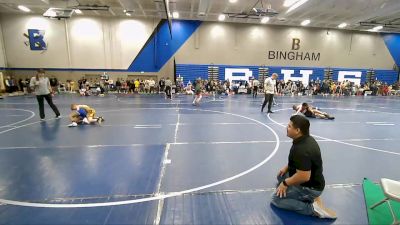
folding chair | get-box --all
[370,178,400,225]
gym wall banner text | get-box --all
[268,38,321,61]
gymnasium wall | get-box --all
[176,22,395,68]
[0,13,399,84]
[0,13,159,69]
[0,13,165,81]
[0,22,6,67]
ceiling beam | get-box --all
[189,0,195,18]
[118,0,127,11]
[108,8,116,16]
[135,0,147,17]
[154,1,162,18]
[198,0,210,17]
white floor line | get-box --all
[170,140,278,145]
[0,183,362,206]
[365,121,392,124]
[268,108,400,156]
[0,108,281,208]
[0,125,17,128]
[0,103,37,105]
[0,120,43,135]
[153,103,181,225]
[98,122,258,128]
[322,107,400,115]
[2,138,399,151]
[317,138,398,142]
[154,143,171,225]
[174,111,180,144]
[0,144,151,150]
[178,183,362,195]
[4,115,27,117]
[372,124,395,126]
[0,109,35,129]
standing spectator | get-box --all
[18,78,24,92]
[159,78,165,93]
[144,79,150,93]
[252,79,260,98]
[30,69,61,121]
[149,78,156,94]
[115,78,122,93]
[49,76,59,94]
[127,79,132,93]
[164,77,173,99]
[4,76,17,93]
[134,79,140,93]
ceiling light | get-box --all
[286,0,309,13]
[74,9,82,14]
[338,23,347,28]
[172,11,179,18]
[283,0,299,7]
[46,10,57,17]
[123,9,127,13]
[229,0,238,3]
[301,19,310,26]
[18,5,31,12]
[218,14,226,21]
[261,17,270,24]
[373,25,383,30]
[126,12,131,16]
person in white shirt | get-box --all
[149,79,156,93]
[261,73,278,113]
[164,77,173,99]
[252,79,260,98]
[30,69,60,121]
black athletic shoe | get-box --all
[328,116,335,120]
[97,117,105,124]
[267,111,274,113]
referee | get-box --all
[261,73,277,113]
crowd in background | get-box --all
[2,74,400,97]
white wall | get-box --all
[0,13,159,69]
[175,22,395,69]
[1,16,69,68]
[0,14,396,82]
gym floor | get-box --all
[0,94,399,224]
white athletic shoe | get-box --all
[68,122,78,127]
[82,118,90,124]
[312,201,337,219]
